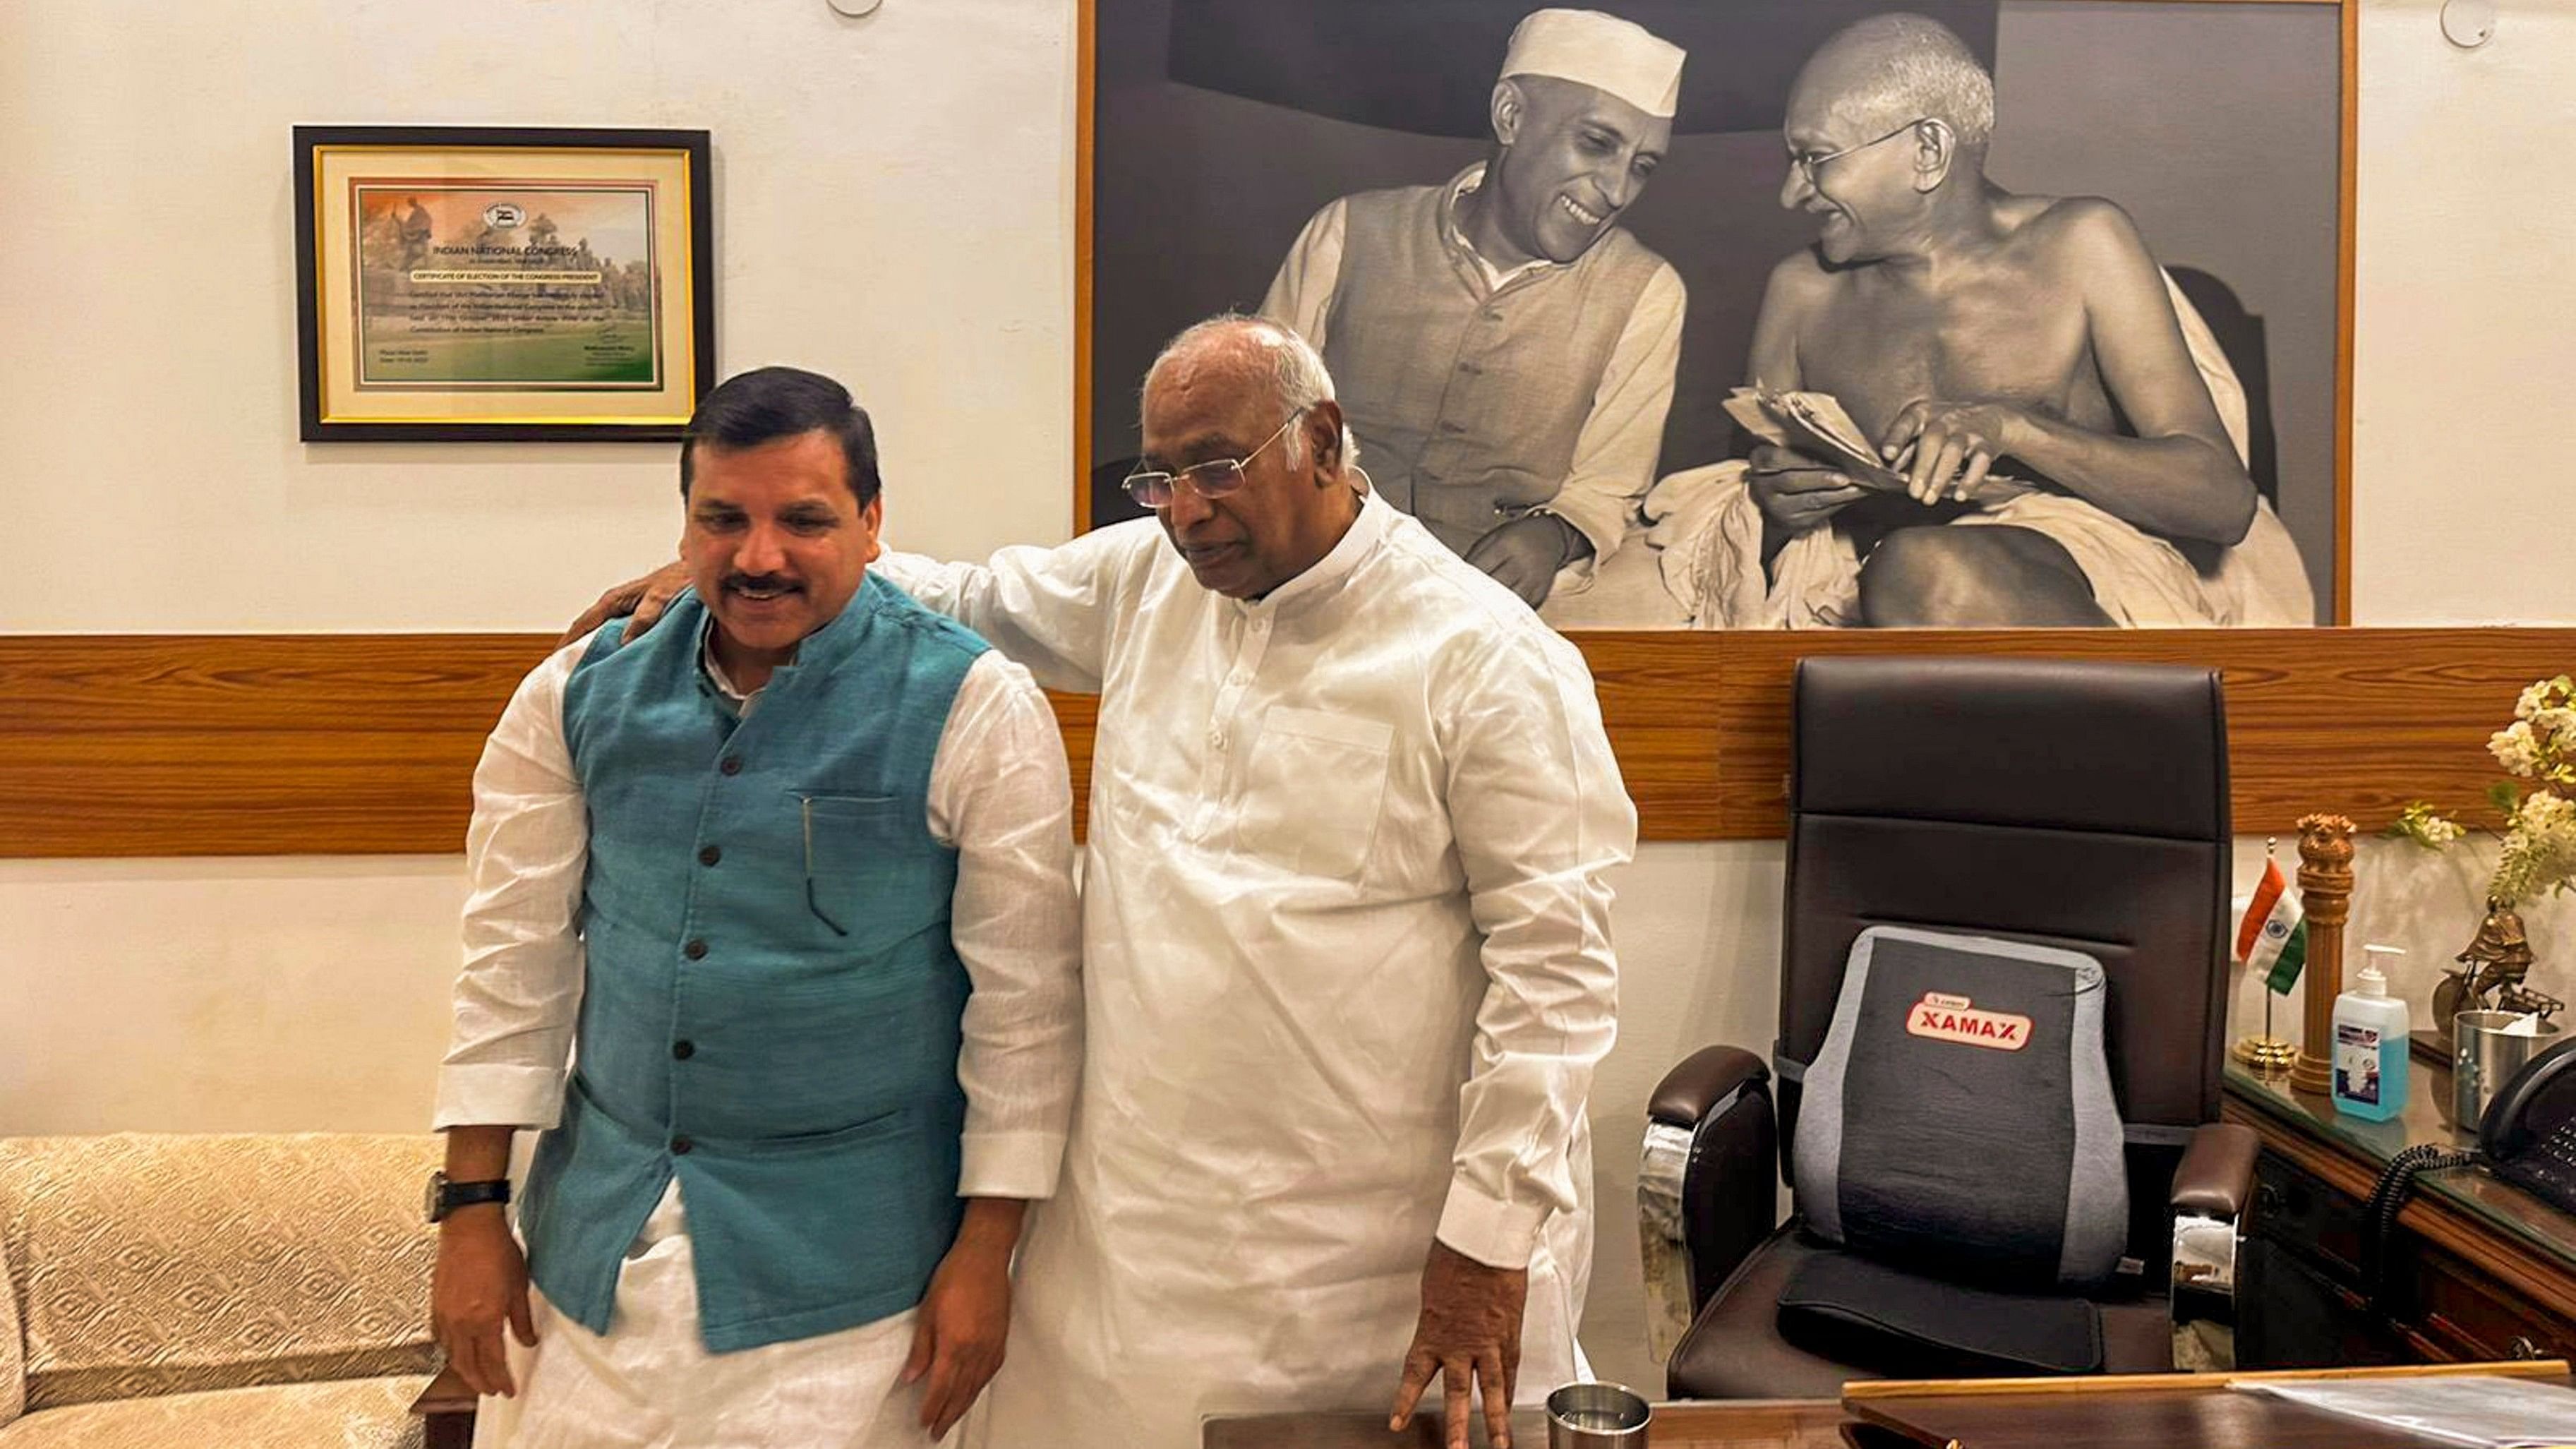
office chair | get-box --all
[1641,655,2260,1398]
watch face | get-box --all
[424,1170,449,1223]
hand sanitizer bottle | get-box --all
[2332,944,2409,1122]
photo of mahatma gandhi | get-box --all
[1085,0,2341,629]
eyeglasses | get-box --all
[1121,409,1307,508]
[1788,117,1933,186]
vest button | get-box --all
[684,939,708,960]
[1457,360,1481,375]
[698,845,721,867]
[670,1136,694,1155]
[672,1039,695,1060]
[1439,421,1466,435]
[719,755,743,776]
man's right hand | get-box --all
[431,1208,537,1397]
[1747,445,1871,534]
[561,561,690,647]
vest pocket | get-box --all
[1234,708,1392,880]
[795,792,944,951]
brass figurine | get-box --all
[2433,901,2561,1052]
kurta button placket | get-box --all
[684,938,708,960]
[698,845,721,867]
[672,1040,695,1060]
[719,754,743,776]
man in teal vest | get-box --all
[428,367,1083,1447]
[1260,7,1687,611]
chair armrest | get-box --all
[2170,1122,2260,1218]
[1649,1045,1769,1128]
[410,1364,477,1449]
[2167,1122,2258,1371]
[1640,1045,1777,1364]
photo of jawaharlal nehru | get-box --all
[1260,8,1685,610]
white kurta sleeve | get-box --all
[873,525,1149,695]
[925,651,1085,1201]
[1541,262,1685,571]
[1431,630,1638,1268]
[434,638,593,1130]
[1258,198,1349,354]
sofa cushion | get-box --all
[0,1373,431,1448]
[0,1134,440,1410]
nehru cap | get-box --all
[1500,8,1686,120]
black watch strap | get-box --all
[427,1171,512,1223]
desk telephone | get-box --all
[2357,1036,2576,1312]
[2481,1034,2576,1213]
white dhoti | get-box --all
[476,1185,935,1449]
[1637,270,2318,630]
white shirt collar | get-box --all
[1228,484,1390,619]
[697,615,774,714]
[1441,163,1556,292]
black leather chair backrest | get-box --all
[1775,656,2230,1251]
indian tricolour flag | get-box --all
[2237,855,2309,994]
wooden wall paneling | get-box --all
[1,635,555,858]
[4,629,2570,857]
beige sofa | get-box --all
[0,1133,443,1447]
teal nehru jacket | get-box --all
[519,576,988,1352]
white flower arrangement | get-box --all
[2393,674,2576,908]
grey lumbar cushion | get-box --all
[1793,924,2127,1289]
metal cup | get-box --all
[2455,1009,2563,1130]
[1545,1381,1651,1448]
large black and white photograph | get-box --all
[1085,0,2345,630]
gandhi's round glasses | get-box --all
[1121,409,1307,507]
[1788,118,1932,185]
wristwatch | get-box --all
[425,1170,512,1224]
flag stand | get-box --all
[2232,993,2298,1073]
[2233,836,2299,1074]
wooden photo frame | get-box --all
[293,126,715,442]
[1076,0,2354,630]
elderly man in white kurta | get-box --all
[896,318,1630,1449]
[1261,8,1685,613]
[433,367,1083,1448]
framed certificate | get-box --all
[293,126,714,441]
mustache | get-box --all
[721,573,802,594]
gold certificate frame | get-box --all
[294,126,714,441]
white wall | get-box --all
[0,0,1076,632]
[2348,0,2576,625]
[5,0,2576,1402]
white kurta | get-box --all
[436,636,1085,1449]
[881,490,1636,1449]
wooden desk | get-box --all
[1207,1364,2573,1447]
[2223,1049,2576,1364]
[1203,1400,1847,1448]
[1844,1361,2569,1448]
